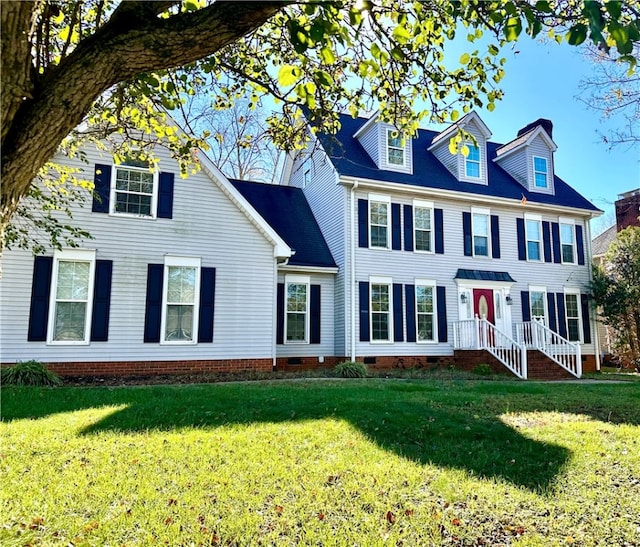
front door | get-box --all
[473,289,494,324]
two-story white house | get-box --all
[281,111,602,378]
[1,110,601,379]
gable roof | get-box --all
[319,113,600,213]
[592,224,617,258]
[495,124,557,158]
[429,111,492,148]
[230,179,337,269]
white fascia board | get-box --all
[278,264,339,274]
[198,153,292,260]
[339,175,602,219]
[455,278,516,289]
[428,111,492,151]
[353,111,380,139]
[494,126,558,160]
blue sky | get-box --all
[443,37,639,235]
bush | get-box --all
[334,361,368,378]
[472,363,493,377]
[1,360,62,387]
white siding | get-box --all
[1,144,278,364]
[276,272,335,358]
[456,119,488,185]
[495,150,528,188]
[356,122,379,166]
[378,123,413,174]
[351,189,596,357]
[527,134,555,195]
[431,141,458,179]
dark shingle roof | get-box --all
[592,224,617,257]
[319,114,601,212]
[455,269,517,282]
[230,179,336,269]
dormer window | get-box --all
[465,144,481,178]
[533,156,548,188]
[386,130,405,166]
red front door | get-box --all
[473,289,495,324]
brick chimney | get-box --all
[615,189,640,231]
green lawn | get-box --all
[2,380,639,546]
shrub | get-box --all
[334,361,368,378]
[472,363,493,377]
[1,360,62,387]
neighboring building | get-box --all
[591,188,640,359]
[1,111,602,379]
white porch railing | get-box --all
[514,320,582,378]
[453,316,527,379]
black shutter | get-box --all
[491,215,501,259]
[405,284,416,343]
[462,212,472,256]
[403,205,413,251]
[92,164,111,213]
[393,283,403,342]
[27,256,53,341]
[358,199,368,248]
[556,293,567,338]
[276,283,284,345]
[576,225,585,265]
[581,294,591,343]
[542,221,552,263]
[310,284,321,344]
[551,222,561,264]
[198,267,216,343]
[437,286,447,342]
[391,203,401,250]
[157,172,175,219]
[517,218,526,261]
[521,291,531,321]
[547,292,557,333]
[359,281,370,341]
[434,208,444,254]
[143,264,164,343]
[90,260,113,342]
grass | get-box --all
[2,379,639,546]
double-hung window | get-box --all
[564,291,582,342]
[48,249,96,344]
[472,208,490,257]
[111,156,157,217]
[387,130,405,166]
[525,215,542,261]
[285,276,309,343]
[533,156,548,188]
[369,196,390,249]
[370,277,392,342]
[415,280,436,342]
[302,157,311,188]
[529,286,547,326]
[162,256,200,343]
[465,144,481,178]
[560,220,575,264]
[413,200,433,252]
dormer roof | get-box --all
[428,111,492,150]
[495,121,557,159]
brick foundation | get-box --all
[275,356,346,371]
[6,358,274,378]
[356,355,456,370]
[582,354,597,373]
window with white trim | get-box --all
[465,144,481,178]
[472,209,490,257]
[285,276,309,343]
[111,156,158,217]
[386,129,405,166]
[369,197,390,249]
[162,256,200,343]
[370,278,392,342]
[564,291,582,342]
[415,281,436,342]
[525,216,542,261]
[48,249,96,344]
[413,201,433,252]
[533,156,548,188]
[560,221,575,264]
[302,157,311,188]
[529,287,547,326]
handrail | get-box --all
[453,316,527,379]
[513,320,581,378]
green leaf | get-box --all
[567,24,587,46]
[450,110,460,122]
[278,65,300,87]
[459,53,470,64]
[320,46,336,65]
[535,1,552,12]
[392,25,411,44]
[315,70,333,87]
[604,1,622,19]
[504,17,522,41]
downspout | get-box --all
[585,218,601,371]
[273,256,290,371]
[350,180,359,361]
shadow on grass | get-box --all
[3,380,639,492]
